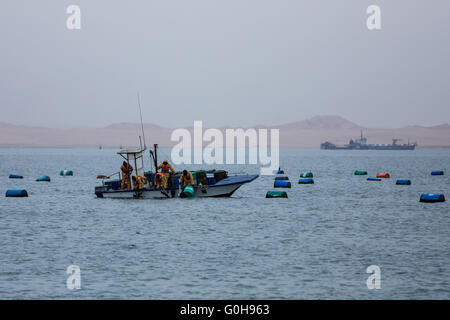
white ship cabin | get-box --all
[117,148,146,177]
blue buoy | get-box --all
[36,176,51,182]
[274,180,291,188]
[431,171,444,176]
[275,176,289,181]
[9,174,23,179]
[396,179,411,185]
[273,170,284,174]
[367,177,382,181]
[298,178,314,184]
[6,190,28,197]
[420,194,445,203]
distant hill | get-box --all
[276,115,361,131]
[1,116,450,148]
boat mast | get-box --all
[153,144,158,171]
[137,92,146,150]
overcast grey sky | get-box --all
[0,1,449,129]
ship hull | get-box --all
[321,144,416,150]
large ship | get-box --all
[320,131,417,150]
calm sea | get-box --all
[0,148,449,299]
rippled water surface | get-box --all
[0,148,449,299]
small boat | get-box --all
[94,144,258,199]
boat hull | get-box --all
[95,174,258,199]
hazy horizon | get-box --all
[1,114,450,130]
[1,1,449,129]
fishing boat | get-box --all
[95,94,258,199]
[94,144,258,199]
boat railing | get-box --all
[101,171,121,186]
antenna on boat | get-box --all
[137,92,146,150]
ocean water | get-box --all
[0,148,449,299]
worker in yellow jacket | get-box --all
[179,170,194,188]
[156,160,176,189]
[132,175,146,191]
[120,161,133,190]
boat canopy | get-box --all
[117,148,146,177]
[117,148,146,155]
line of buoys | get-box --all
[420,194,445,203]
[396,179,411,185]
[36,176,51,182]
[9,174,23,179]
[274,176,289,181]
[376,173,390,178]
[298,178,314,184]
[300,172,313,178]
[354,170,367,175]
[367,177,382,181]
[6,189,28,197]
[274,180,291,188]
[266,190,288,198]
[431,171,444,176]
[60,170,73,176]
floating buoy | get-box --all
[376,173,390,178]
[298,178,314,184]
[274,176,289,181]
[9,174,23,179]
[266,190,288,198]
[354,170,367,175]
[36,176,51,182]
[274,180,291,188]
[6,190,28,197]
[180,185,194,198]
[420,194,445,203]
[396,179,411,185]
[300,172,313,178]
[60,170,73,176]
[367,177,382,181]
[431,171,444,176]
[273,169,284,174]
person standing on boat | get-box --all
[120,161,133,190]
[179,170,194,189]
[157,160,176,189]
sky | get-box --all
[0,1,449,129]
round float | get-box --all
[36,176,51,182]
[420,194,445,203]
[266,191,288,198]
[6,190,28,197]
[298,178,314,184]
[274,180,291,188]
